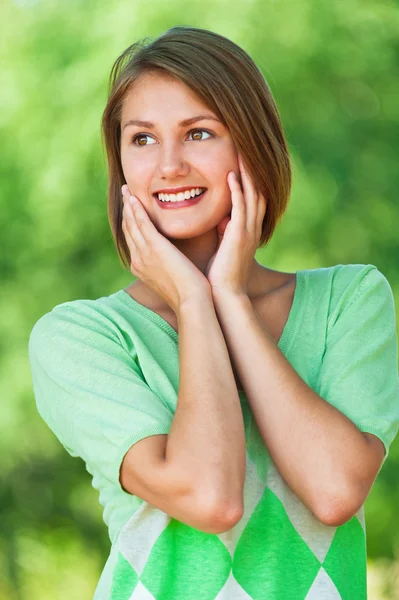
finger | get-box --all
[122,215,138,271]
[121,189,142,265]
[124,197,146,247]
[238,154,257,232]
[228,171,246,233]
[128,195,159,244]
[122,216,135,251]
[256,194,267,241]
[122,203,140,247]
[125,199,147,247]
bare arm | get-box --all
[165,292,246,525]
[121,291,246,533]
[211,291,385,526]
[120,190,246,531]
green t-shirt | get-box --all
[28,263,399,599]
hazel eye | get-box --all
[132,134,156,146]
[188,129,212,141]
[131,128,213,146]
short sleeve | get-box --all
[28,304,174,491]
[317,265,399,464]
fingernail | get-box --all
[231,171,237,180]
[121,184,127,195]
[129,195,135,205]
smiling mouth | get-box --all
[154,188,208,208]
[154,188,207,203]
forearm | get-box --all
[212,291,370,523]
[165,292,246,520]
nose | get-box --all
[156,142,189,179]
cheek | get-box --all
[196,156,232,187]
[121,154,152,184]
[199,147,236,181]
[120,152,129,177]
[194,141,234,168]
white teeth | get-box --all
[158,188,205,202]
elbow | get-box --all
[313,486,363,528]
[208,502,244,534]
[314,438,383,527]
[199,492,244,534]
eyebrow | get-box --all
[122,114,222,132]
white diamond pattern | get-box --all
[266,462,337,562]
[128,580,157,600]
[216,452,265,558]
[356,504,366,532]
[304,567,342,599]
[214,570,253,599]
[118,502,171,575]
[115,453,366,600]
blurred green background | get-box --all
[1,0,398,598]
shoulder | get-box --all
[305,263,379,288]
[306,263,392,307]
[308,263,397,337]
[328,263,385,288]
[328,263,393,308]
[29,296,125,356]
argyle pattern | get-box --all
[109,407,367,600]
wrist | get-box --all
[177,288,214,316]
[211,288,249,304]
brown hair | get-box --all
[101,26,292,269]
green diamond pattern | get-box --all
[110,552,139,600]
[233,488,321,599]
[109,447,368,600]
[140,518,232,599]
[323,516,367,600]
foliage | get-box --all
[1,0,398,597]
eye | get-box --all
[131,128,213,146]
[187,128,212,141]
[132,134,156,146]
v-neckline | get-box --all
[115,269,307,355]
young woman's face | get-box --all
[120,72,239,239]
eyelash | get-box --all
[131,128,214,146]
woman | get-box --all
[28,26,399,599]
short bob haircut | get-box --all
[101,26,292,270]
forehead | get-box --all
[121,72,210,119]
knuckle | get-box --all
[141,249,151,264]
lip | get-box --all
[155,189,207,209]
[153,186,206,195]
